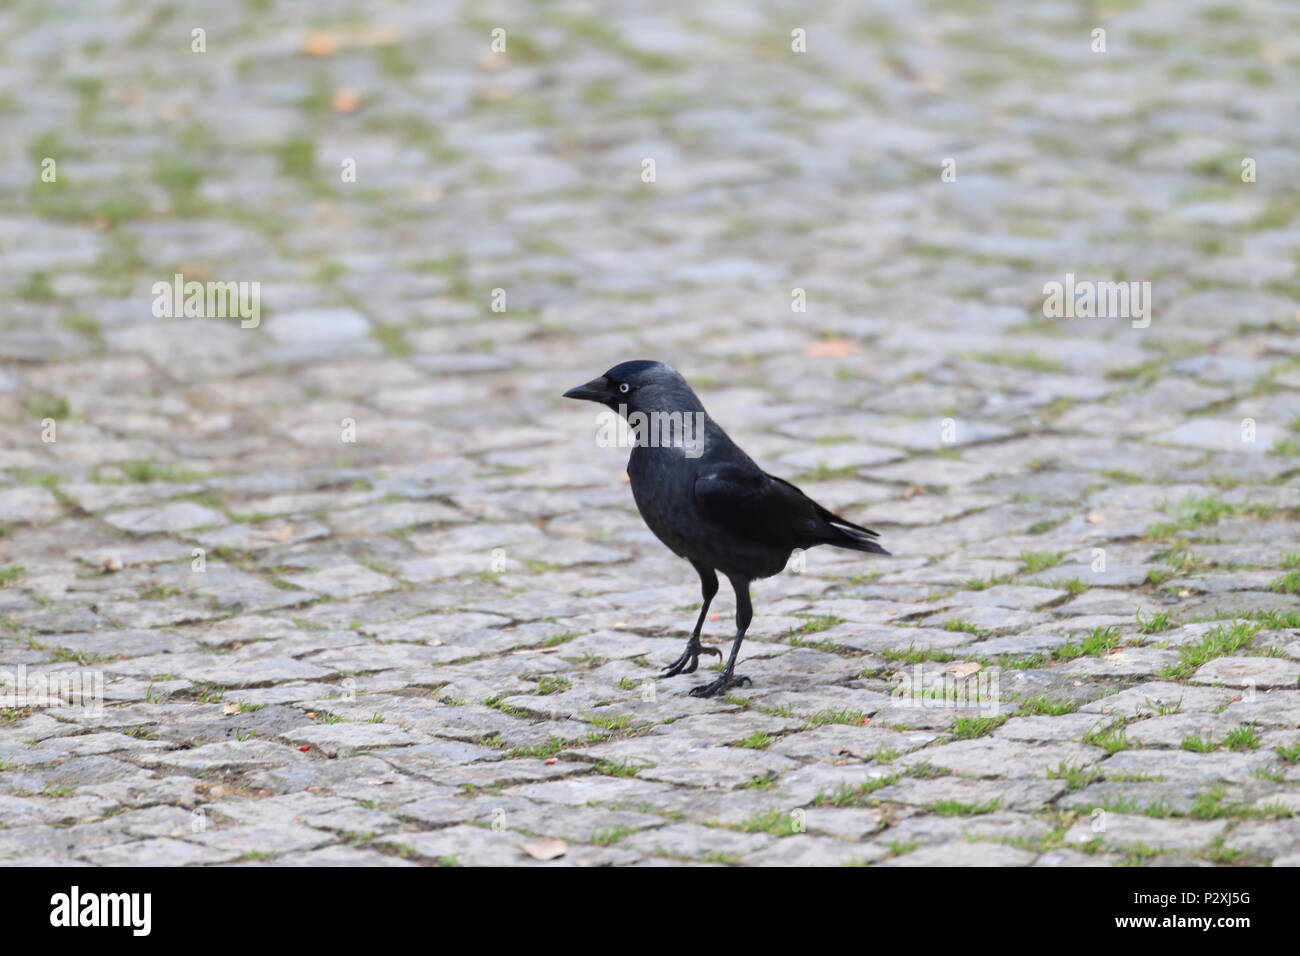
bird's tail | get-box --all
[810,505,890,555]
[767,471,890,556]
[826,518,890,555]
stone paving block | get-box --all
[280,722,431,756]
[87,838,232,867]
[104,502,227,534]
[1221,819,1300,861]
[994,714,1111,742]
[505,774,676,807]
[1222,691,1300,727]
[921,606,1052,635]
[1098,750,1280,785]
[1081,683,1240,718]
[1058,647,1181,678]
[1064,814,1228,852]
[1124,713,1249,749]
[879,842,1038,867]
[746,835,886,867]
[621,823,774,861]
[135,740,309,773]
[107,806,207,839]
[255,845,418,867]
[280,564,398,599]
[884,812,1052,851]
[801,807,887,840]
[935,585,1067,610]
[768,724,938,761]
[1061,782,1248,816]
[896,738,1105,778]
[390,825,544,866]
[0,487,63,523]
[187,823,333,860]
[871,776,1065,813]
[1192,658,1300,689]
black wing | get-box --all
[694,463,889,555]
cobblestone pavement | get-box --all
[2,0,1300,867]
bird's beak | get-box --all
[562,376,611,403]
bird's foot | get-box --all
[662,639,722,677]
[688,670,752,698]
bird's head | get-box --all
[562,360,704,416]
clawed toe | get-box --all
[662,641,722,678]
[688,672,751,698]
[661,651,695,677]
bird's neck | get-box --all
[623,407,711,460]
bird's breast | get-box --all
[627,445,700,558]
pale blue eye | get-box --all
[619,383,630,393]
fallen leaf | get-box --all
[331,88,360,113]
[521,837,567,861]
[303,30,338,56]
[222,702,238,715]
[803,338,860,358]
[177,261,213,281]
[1086,511,1105,524]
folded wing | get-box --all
[694,463,889,555]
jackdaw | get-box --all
[563,360,888,697]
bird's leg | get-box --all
[663,562,722,677]
[690,577,753,698]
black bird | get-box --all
[563,360,888,697]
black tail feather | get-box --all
[767,471,890,556]
[826,520,890,555]
[811,503,890,556]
